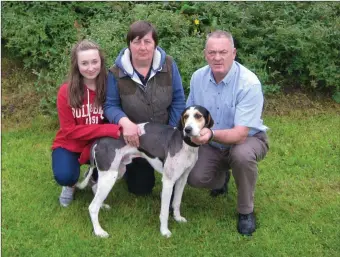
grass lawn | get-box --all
[2,109,340,257]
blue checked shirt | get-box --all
[186,61,268,149]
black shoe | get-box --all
[237,212,256,236]
[210,170,231,197]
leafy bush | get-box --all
[181,2,340,95]
[2,2,339,116]
[167,37,206,94]
[1,2,79,69]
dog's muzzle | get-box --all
[184,126,194,137]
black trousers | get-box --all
[125,157,155,195]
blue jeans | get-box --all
[52,147,98,186]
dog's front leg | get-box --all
[89,170,118,238]
[172,169,191,223]
[160,178,175,238]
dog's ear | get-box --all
[177,108,188,131]
[177,113,185,131]
[205,111,214,128]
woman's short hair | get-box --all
[126,20,158,46]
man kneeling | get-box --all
[186,30,269,236]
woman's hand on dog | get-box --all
[119,117,141,147]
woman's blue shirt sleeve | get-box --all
[103,71,127,124]
[168,61,186,127]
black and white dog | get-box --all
[77,105,214,238]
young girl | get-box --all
[51,40,121,207]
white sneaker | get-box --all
[59,186,75,207]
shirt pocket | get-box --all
[222,101,236,128]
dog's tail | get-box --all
[76,143,97,189]
[76,166,94,189]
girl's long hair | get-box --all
[67,39,107,108]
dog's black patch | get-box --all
[137,147,164,164]
[139,123,183,161]
[94,136,126,171]
[168,129,184,157]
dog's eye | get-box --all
[183,114,189,120]
[194,113,202,119]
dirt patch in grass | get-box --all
[2,91,42,128]
[264,91,339,117]
[2,58,45,130]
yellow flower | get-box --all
[194,19,200,25]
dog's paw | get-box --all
[101,203,111,210]
[160,228,172,238]
[94,228,109,238]
[174,215,187,223]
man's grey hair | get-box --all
[205,30,235,48]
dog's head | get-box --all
[177,105,214,137]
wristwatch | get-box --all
[208,129,215,142]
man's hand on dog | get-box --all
[191,127,213,145]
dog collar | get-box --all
[184,137,200,147]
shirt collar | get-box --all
[119,47,163,77]
[134,66,151,86]
[209,61,237,86]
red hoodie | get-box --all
[52,83,121,164]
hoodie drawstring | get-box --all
[87,88,91,125]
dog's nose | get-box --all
[184,126,192,134]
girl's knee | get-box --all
[52,148,80,186]
[53,170,78,186]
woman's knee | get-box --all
[52,148,80,186]
[125,158,155,195]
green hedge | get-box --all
[2,2,339,115]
